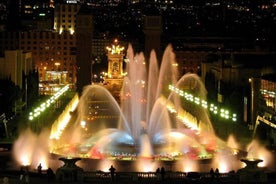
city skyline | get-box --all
[0,0,276,131]
[0,2,276,179]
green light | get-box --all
[28,84,70,121]
[195,97,200,104]
[169,85,238,122]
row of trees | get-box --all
[0,70,39,138]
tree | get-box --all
[0,79,21,115]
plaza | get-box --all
[1,45,276,184]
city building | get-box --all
[19,31,76,84]
[261,78,276,114]
[0,1,8,31]
[0,0,276,132]
[54,3,81,34]
[201,51,276,127]
[0,50,33,112]
[20,0,54,30]
[0,50,32,88]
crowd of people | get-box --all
[9,163,221,183]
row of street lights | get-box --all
[28,85,70,121]
[169,85,237,122]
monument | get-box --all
[103,39,125,101]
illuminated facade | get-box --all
[0,50,33,89]
[261,79,276,113]
[106,39,124,79]
[19,31,76,85]
[54,3,81,34]
[103,39,125,101]
[175,50,209,75]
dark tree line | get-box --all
[0,70,39,116]
[0,79,20,115]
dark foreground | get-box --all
[1,169,276,184]
[1,144,276,184]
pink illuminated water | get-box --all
[56,44,218,160]
[11,44,274,173]
[12,128,52,170]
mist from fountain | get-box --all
[47,44,220,162]
[245,139,274,168]
[12,128,51,170]
[11,44,274,173]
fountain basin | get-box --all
[56,157,84,182]
[238,158,267,183]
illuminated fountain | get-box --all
[56,157,84,182]
[11,44,273,174]
[12,128,50,170]
[49,45,219,166]
[237,140,272,183]
[12,90,79,172]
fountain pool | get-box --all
[50,44,218,161]
[11,44,274,173]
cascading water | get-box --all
[49,44,218,160]
[11,44,274,173]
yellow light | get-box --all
[69,28,75,35]
[106,39,124,54]
[80,120,86,128]
[59,28,63,34]
[170,132,184,139]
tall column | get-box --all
[250,77,261,130]
[76,6,93,95]
[143,15,162,63]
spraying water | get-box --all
[12,44,273,173]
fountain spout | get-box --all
[56,157,84,182]
[238,158,267,183]
[140,127,147,135]
[240,158,263,170]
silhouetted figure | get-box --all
[24,169,30,184]
[210,168,215,179]
[46,167,55,181]
[109,165,116,181]
[19,166,29,184]
[37,163,42,175]
[156,167,161,180]
[215,168,220,178]
[19,167,24,182]
[160,167,165,181]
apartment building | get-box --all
[0,50,32,88]
[54,3,81,34]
